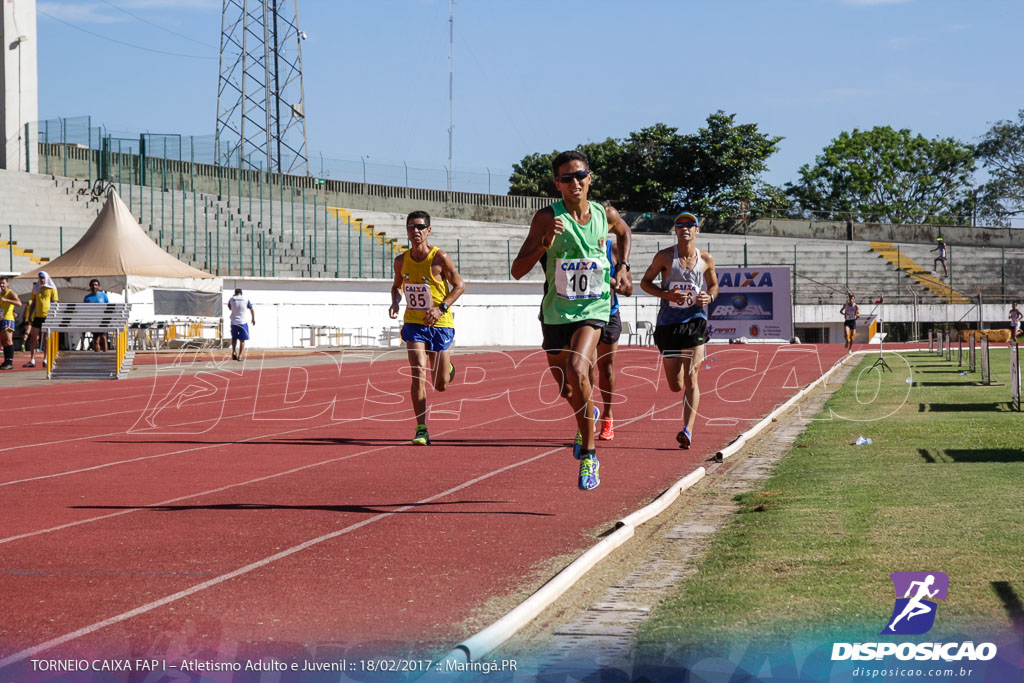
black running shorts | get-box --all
[654,319,708,357]
[599,311,622,346]
[542,319,606,353]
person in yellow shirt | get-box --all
[0,276,22,370]
[23,271,58,368]
[388,211,466,446]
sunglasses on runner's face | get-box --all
[674,221,697,229]
[407,223,429,231]
[556,170,590,183]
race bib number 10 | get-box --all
[555,259,605,300]
[404,284,432,310]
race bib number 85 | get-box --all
[404,284,432,310]
[555,258,604,300]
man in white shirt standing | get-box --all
[227,288,255,361]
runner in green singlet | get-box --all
[511,150,631,491]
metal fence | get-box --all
[31,115,513,195]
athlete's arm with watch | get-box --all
[422,249,465,326]
[697,252,719,307]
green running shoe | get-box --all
[572,405,600,459]
[412,424,430,446]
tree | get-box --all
[598,123,685,212]
[674,111,784,222]
[786,126,976,225]
[975,109,1024,226]
[507,113,784,222]
[508,151,560,198]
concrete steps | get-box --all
[2,171,1021,303]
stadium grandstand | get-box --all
[1,129,1021,348]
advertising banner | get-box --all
[707,266,792,341]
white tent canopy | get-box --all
[15,190,221,299]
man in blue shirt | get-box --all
[84,278,110,351]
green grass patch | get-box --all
[635,349,1024,655]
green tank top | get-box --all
[541,200,611,324]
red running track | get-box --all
[0,344,848,672]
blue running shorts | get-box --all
[401,323,454,352]
[231,323,250,341]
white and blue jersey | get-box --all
[656,246,707,327]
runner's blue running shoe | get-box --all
[676,426,691,449]
[578,452,600,491]
[572,405,601,459]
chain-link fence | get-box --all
[33,115,512,194]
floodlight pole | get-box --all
[870,297,892,373]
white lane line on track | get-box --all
[0,403,663,670]
[0,348,831,489]
[0,359,535,480]
[0,346,804,460]
[0,348,831,491]
[0,352,414,438]
[0,437,577,669]
[0,386,568,545]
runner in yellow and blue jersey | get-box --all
[23,271,58,369]
[0,276,22,370]
[389,210,466,446]
[512,151,631,490]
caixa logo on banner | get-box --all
[717,272,775,288]
[709,267,791,341]
[832,572,997,662]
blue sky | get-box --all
[34,0,1024,196]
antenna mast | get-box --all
[447,0,454,191]
[216,0,310,175]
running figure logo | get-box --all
[882,571,949,635]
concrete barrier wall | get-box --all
[119,278,1018,350]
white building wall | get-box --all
[1,0,38,172]
[122,278,1018,349]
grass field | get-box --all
[634,348,1023,658]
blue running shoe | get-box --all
[578,452,600,491]
[571,405,601,459]
[676,426,691,449]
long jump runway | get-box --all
[0,344,848,672]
